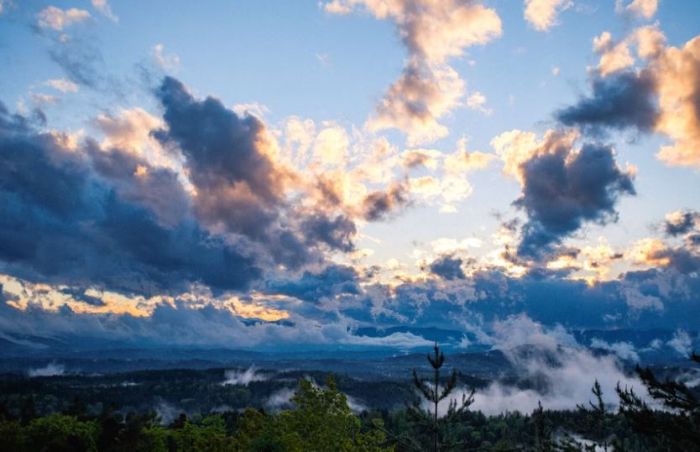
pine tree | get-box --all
[409,343,474,452]
[616,351,700,450]
[532,401,553,452]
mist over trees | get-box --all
[0,348,698,451]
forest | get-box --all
[0,346,698,451]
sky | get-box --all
[0,0,699,354]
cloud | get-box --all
[48,37,104,89]
[266,387,296,409]
[616,0,658,20]
[432,315,647,415]
[0,101,261,295]
[630,219,700,276]
[44,79,79,93]
[569,28,700,168]
[556,71,658,134]
[493,130,635,258]
[28,362,65,377]
[516,142,635,258]
[593,31,635,76]
[367,60,464,145]
[36,6,90,31]
[300,213,356,252]
[152,44,180,72]
[465,91,491,114]
[668,329,693,356]
[428,254,466,280]
[590,338,640,362]
[268,264,360,303]
[325,0,501,144]
[523,0,572,32]
[664,210,700,236]
[653,36,700,168]
[223,366,268,386]
[362,181,410,220]
[155,76,358,267]
[91,0,118,22]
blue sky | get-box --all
[0,0,699,353]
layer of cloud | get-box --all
[470,315,646,415]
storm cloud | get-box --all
[0,101,260,295]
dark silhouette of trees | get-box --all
[617,352,700,451]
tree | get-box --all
[532,401,553,452]
[616,352,700,450]
[409,343,474,452]
[237,376,391,451]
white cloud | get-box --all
[590,338,640,362]
[524,0,572,32]
[222,366,269,386]
[466,91,491,114]
[91,0,118,22]
[36,6,90,31]
[667,329,692,356]
[616,0,658,20]
[265,387,296,409]
[45,78,79,93]
[439,315,648,415]
[326,0,501,145]
[152,43,181,71]
[28,362,65,377]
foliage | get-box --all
[1,350,699,451]
[616,352,700,451]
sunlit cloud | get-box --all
[325,0,501,144]
[36,6,91,31]
[523,0,572,32]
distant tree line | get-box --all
[0,348,697,451]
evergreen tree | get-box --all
[532,401,553,452]
[616,352,700,451]
[409,343,474,452]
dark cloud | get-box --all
[59,288,105,307]
[515,143,635,258]
[646,245,700,275]
[155,76,282,207]
[362,182,410,221]
[300,213,356,252]
[0,103,260,295]
[428,255,466,280]
[48,44,102,89]
[556,71,658,134]
[664,210,700,236]
[154,77,356,269]
[268,264,360,303]
[87,140,190,226]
